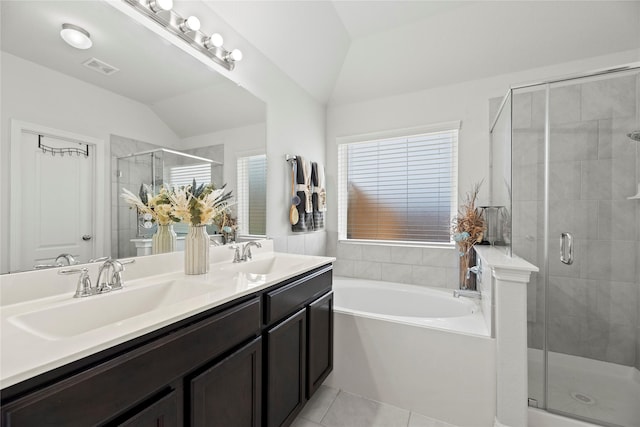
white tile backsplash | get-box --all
[380,263,413,284]
[360,245,391,262]
[334,242,458,288]
[352,260,382,281]
[390,246,423,265]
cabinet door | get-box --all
[190,338,262,427]
[265,308,306,427]
[307,291,333,398]
[117,390,178,427]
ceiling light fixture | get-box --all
[122,0,242,70]
[60,23,92,50]
[148,0,173,13]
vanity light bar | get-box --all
[123,0,241,71]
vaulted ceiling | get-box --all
[205,0,640,106]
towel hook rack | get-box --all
[38,135,89,158]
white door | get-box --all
[17,132,94,270]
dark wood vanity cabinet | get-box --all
[307,291,333,399]
[263,267,333,427]
[266,308,307,427]
[190,337,262,427]
[1,264,333,427]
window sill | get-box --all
[337,239,455,250]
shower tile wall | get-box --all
[510,74,640,367]
[110,135,163,258]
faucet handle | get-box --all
[59,268,94,298]
[229,245,242,263]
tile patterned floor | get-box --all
[292,386,459,427]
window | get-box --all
[168,163,211,187]
[237,154,267,236]
[338,123,458,245]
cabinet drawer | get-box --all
[264,268,331,325]
[2,298,261,427]
[116,389,178,427]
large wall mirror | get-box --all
[1,0,267,274]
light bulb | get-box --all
[225,49,243,62]
[204,33,224,49]
[149,0,172,12]
[179,16,200,33]
[60,23,92,50]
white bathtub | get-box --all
[326,277,496,427]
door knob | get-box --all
[82,234,93,241]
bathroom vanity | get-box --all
[0,246,333,427]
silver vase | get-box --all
[185,224,210,275]
[152,224,177,255]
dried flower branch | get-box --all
[169,179,234,226]
[451,180,485,258]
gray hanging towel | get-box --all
[293,156,313,232]
[311,162,324,230]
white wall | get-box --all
[0,51,181,273]
[326,49,640,282]
[170,0,328,256]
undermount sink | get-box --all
[221,255,307,275]
[9,281,215,340]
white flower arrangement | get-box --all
[167,180,233,226]
[121,180,233,227]
[120,185,178,226]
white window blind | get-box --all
[338,128,458,244]
[237,154,267,236]
[168,163,211,187]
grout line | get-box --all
[318,388,341,426]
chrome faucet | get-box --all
[96,259,124,293]
[59,258,135,298]
[55,253,78,266]
[241,241,262,261]
[55,254,78,266]
[230,241,263,263]
[34,253,80,269]
[466,265,480,280]
[453,289,482,299]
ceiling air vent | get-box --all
[82,57,120,76]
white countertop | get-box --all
[0,243,334,390]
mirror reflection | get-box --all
[1,0,267,274]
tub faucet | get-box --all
[453,289,482,299]
[466,266,479,280]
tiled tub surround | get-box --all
[508,73,640,370]
[331,241,459,289]
[325,276,495,427]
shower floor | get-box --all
[528,349,640,427]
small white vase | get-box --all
[185,224,210,275]
[152,224,177,255]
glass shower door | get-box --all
[544,72,640,427]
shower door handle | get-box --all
[560,232,573,265]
